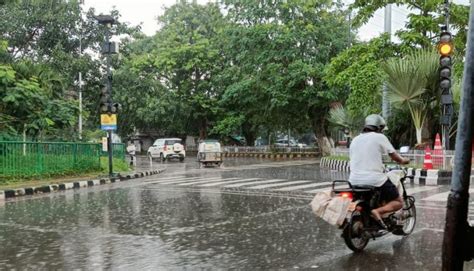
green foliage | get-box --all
[383,49,439,143]
[100,157,130,173]
[218,0,351,146]
[0,0,140,140]
[325,35,397,116]
[350,0,469,54]
[328,105,368,138]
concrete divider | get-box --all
[0,169,165,200]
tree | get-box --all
[0,0,141,139]
[328,104,369,139]
[383,50,439,144]
[324,34,398,117]
[219,0,351,152]
[350,0,469,55]
[123,2,226,139]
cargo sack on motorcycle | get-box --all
[310,192,352,226]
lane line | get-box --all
[198,178,262,187]
[177,178,238,186]
[248,180,310,189]
[274,181,333,191]
[222,179,286,188]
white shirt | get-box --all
[126,145,136,155]
[349,132,396,187]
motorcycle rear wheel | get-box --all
[343,212,369,252]
[393,196,416,236]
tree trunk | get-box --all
[242,122,256,146]
[309,106,333,156]
[199,118,207,140]
[416,127,422,145]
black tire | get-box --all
[179,157,185,162]
[343,212,369,252]
[393,196,416,236]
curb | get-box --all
[0,169,165,200]
[406,168,452,186]
[321,157,455,186]
[223,152,319,159]
[320,157,350,172]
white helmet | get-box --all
[364,114,387,131]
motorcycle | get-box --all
[332,167,416,252]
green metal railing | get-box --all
[101,143,126,159]
[0,141,104,178]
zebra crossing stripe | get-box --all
[144,176,186,182]
[273,181,333,191]
[153,177,207,185]
[405,186,440,195]
[177,178,238,186]
[223,179,286,188]
[247,180,310,189]
[422,188,474,201]
[198,178,262,187]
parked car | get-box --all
[147,138,185,162]
[274,139,308,148]
[274,139,298,147]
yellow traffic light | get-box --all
[438,43,454,56]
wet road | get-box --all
[1,157,473,270]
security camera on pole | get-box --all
[96,14,119,177]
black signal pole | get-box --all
[96,14,117,177]
[442,2,474,270]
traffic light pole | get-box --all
[442,2,474,269]
[105,26,113,177]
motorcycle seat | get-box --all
[352,185,377,192]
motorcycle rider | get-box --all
[349,114,410,228]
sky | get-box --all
[84,0,470,42]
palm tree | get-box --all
[328,104,368,139]
[383,50,438,144]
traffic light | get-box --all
[99,87,109,113]
[438,29,454,150]
[110,103,121,113]
[438,31,454,92]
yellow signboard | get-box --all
[100,114,117,130]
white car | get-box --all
[148,138,185,162]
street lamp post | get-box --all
[96,15,118,177]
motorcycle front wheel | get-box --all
[393,196,416,236]
[343,211,369,252]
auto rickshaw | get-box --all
[197,139,223,167]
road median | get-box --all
[0,169,165,201]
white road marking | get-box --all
[153,177,208,185]
[198,178,262,187]
[248,180,310,189]
[223,179,286,188]
[273,182,333,191]
[422,189,474,202]
[144,176,186,182]
[405,186,441,195]
[177,178,238,186]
